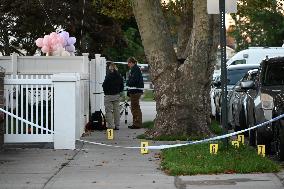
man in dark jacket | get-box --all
[126,57,144,129]
[103,62,124,130]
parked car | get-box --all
[228,69,259,132]
[226,47,284,66]
[212,64,260,121]
[211,73,221,118]
[239,57,284,160]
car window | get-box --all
[231,59,246,65]
[247,72,258,81]
[227,67,258,85]
[262,63,284,85]
[242,73,249,81]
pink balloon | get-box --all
[41,45,49,53]
[35,38,43,47]
[43,35,51,46]
[67,37,76,45]
[50,32,57,38]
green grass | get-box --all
[142,121,154,129]
[209,120,223,135]
[161,142,280,176]
[142,90,154,101]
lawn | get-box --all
[138,120,280,176]
[161,142,280,175]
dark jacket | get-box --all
[102,71,124,95]
[126,64,144,94]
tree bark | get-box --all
[131,0,219,138]
[176,0,193,60]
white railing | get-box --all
[4,75,54,143]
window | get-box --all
[227,67,258,85]
[231,59,246,65]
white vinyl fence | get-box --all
[0,53,107,149]
[4,75,53,143]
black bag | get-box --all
[90,110,107,130]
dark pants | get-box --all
[129,93,142,128]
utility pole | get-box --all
[219,0,228,146]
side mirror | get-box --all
[240,80,254,90]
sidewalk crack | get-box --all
[42,143,84,189]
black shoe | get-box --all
[128,125,141,129]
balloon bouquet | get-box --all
[35,31,76,56]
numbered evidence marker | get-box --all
[231,140,239,148]
[257,145,265,157]
[237,135,244,144]
[210,144,218,155]
[141,141,149,154]
[107,129,114,140]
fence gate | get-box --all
[4,75,54,143]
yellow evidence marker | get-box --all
[231,140,239,148]
[257,145,265,157]
[237,135,244,144]
[141,141,149,154]
[107,129,114,140]
[210,144,218,155]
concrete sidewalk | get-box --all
[0,101,284,189]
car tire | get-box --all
[249,129,257,146]
[239,107,246,130]
[275,122,284,161]
[239,107,249,136]
[234,125,241,132]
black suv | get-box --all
[240,57,284,160]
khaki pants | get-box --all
[104,94,120,129]
[129,93,142,128]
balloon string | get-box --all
[37,0,54,29]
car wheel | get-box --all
[249,128,257,146]
[239,107,249,136]
[234,125,241,132]
[248,113,256,146]
[239,107,247,130]
[275,122,284,161]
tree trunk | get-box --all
[176,0,193,60]
[131,0,219,138]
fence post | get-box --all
[100,57,106,112]
[52,73,78,149]
[11,53,18,75]
[0,67,5,149]
[90,54,101,113]
[82,53,89,74]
